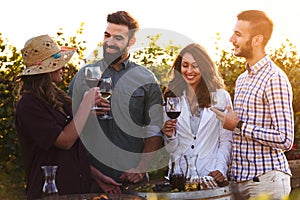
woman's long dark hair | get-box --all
[16,73,71,114]
[165,43,225,108]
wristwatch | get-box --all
[234,120,244,134]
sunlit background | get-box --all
[2,0,300,60]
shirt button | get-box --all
[194,137,196,140]
[191,145,194,149]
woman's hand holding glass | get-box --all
[162,119,178,138]
[81,87,99,107]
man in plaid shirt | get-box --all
[212,10,294,200]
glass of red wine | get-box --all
[84,66,102,111]
[165,97,181,135]
[165,96,181,120]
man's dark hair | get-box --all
[237,10,273,46]
[107,11,139,38]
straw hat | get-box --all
[20,34,76,76]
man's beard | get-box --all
[235,39,253,59]
[103,44,127,65]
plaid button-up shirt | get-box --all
[231,55,294,182]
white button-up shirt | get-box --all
[164,89,233,177]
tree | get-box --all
[269,39,300,160]
[0,32,25,198]
[131,34,181,87]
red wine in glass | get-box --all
[166,111,181,119]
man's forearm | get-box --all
[136,136,163,172]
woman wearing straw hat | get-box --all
[14,34,120,199]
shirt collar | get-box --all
[105,54,130,70]
[246,55,270,75]
[120,56,130,70]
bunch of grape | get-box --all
[133,182,181,193]
[152,183,173,192]
[134,183,155,192]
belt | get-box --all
[252,177,260,182]
[233,177,260,183]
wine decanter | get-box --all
[183,154,200,191]
[169,154,185,191]
[41,165,58,196]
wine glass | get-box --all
[210,91,227,112]
[98,77,113,120]
[165,96,181,137]
[165,97,181,120]
[84,66,102,88]
[84,66,102,111]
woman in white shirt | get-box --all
[161,43,232,184]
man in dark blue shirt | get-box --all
[70,11,163,194]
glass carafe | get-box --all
[41,165,58,196]
[183,154,200,191]
[169,154,185,191]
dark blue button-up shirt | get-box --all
[70,57,163,184]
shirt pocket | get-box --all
[129,88,146,125]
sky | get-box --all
[2,0,300,61]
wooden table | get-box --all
[38,193,145,200]
[124,179,232,200]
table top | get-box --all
[124,179,232,200]
[38,193,145,200]
[128,186,231,200]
